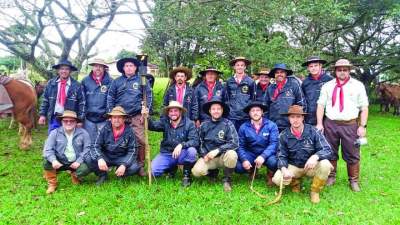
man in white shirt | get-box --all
[316,59,369,192]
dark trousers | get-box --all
[43,159,90,178]
[151,147,197,177]
[235,151,277,173]
[88,154,140,177]
[323,118,360,164]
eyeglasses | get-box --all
[62,119,76,124]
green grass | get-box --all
[0,78,399,224]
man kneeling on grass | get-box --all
[272,105,333,203]
[191,98,239,192]
[142,101,199,187]
[43,110,91,194]
[89,106,140,185]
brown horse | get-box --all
[3,78,37,149]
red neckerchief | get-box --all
[176,83,186,105]
[291,127,303,139]
[92,73,104,85]
[206,81,216,101]
[332,77,350,112]
[252,119,263,134]
[112,123,125,142]
[272,78,287,100]
[58,79,67,106]
[259,83,268,91]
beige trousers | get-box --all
[192,150,238,177]
[272,159,333,186]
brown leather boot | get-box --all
[70,172,81,184]
[223,167,234,192]
[326,160,337,186]
[44,170,57,194]
[290,178,301,193]
[310,176,327,204]
[347,162,361,192]
[266,170,274,187]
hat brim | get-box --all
[199,69,223,77]
[163,105,187,115]
[89,62,109,68]
[202,100,230,118]
[116,58,140,74]
[243,103,268,114]
[331,64,354,69]
[229,59,252,67]
[268,68,293,78]
[107,112,127,117]
[169,67,192,80]
[280,112,308,116]
[52,64,78,72]
[56,115,81,123]
[302,59,327,67]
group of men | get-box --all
[40,55,369,204]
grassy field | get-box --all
[0,78,399,224]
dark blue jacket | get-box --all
[265,78,305,130]
[81,72,113,122]
[39,76,85,121]
[91,121,137,167]
[301,72,333,125]
[237,118,279,162]
[199,118,239,157]
[225,75,255,121]
[149,116,199,153]
[163,83,196,120]
[106,74,152,116]
[277,124,332,169]
[254,82,269,103]
[193,81,225,122]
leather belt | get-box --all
[333,118,357,125]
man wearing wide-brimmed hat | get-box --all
[144,101,199,187]
[316,59,369,192]
[265,63,305,132]
[272,105,333,203]
[89,106,140,185]
[162,67,196,120]
[42,110,91,194]
[235,101,279,186]
[107,57,152,176]
[254,68,271,103]
[192,66,225,127]
[225,56,255,130]
[39,59,85,133]
[301,56,333,125]
[81,58,113,142]
[192,98,238,192]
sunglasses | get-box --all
[62,119,76,124]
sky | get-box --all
[0,0,151,59]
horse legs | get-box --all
[9,114,15,129]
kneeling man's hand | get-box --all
[70,162,80,170]
[282,167,294,180]
[304,155,319,171]
[242,161,252,170]
[204,149,219,162]
[254,156,265,168]
[52,160,63,170]
[115,165,126,177]
[172,144,183,159]
[98,159,108,171]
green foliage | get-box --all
[0,80,399,224]
[115,49,137,60]
[0,55,21,74]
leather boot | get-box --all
[207,169,219,183]
[44,170,57,194]
[166,166,178,179]
[138,166,147,177]
[266,170,274,187]
[222,167,234,192]
[290,178,301,193]
[310,176,327,204]
[326,160,337,186]
[347,162,361,192]
[70,171,81,184]
[181,164,193,187]
[95,172,108,186]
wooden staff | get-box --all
[137,54,152,185]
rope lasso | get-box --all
[249,167,284,205]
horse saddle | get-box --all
[0,82,14,113]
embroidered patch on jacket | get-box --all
[241,85,249,94]
[216,90,221,96]
[218,130,225,139]
[100,85,108,93]
[132,82,139,90]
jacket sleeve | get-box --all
[39,84,50,117]
[122,131,138,167]
[181,121,199,149]
[146,83,153,111]
[148,118,165,132]
[106,80,116,113]
[77,84,86,121]
[313,128,333,161]
[92,129,105,161]
[218,122,239,153]
[261,123,279,160]
[198,124,207,157]
[76,129,91,164]
[237,126,249,162]
[277,133,289,169]
[43,130,58,163]
[163,88,170,107]
[294,83,306,110]
[192,87,200,121]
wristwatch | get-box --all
[360,124,367,128]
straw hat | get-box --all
[169,67,192,80]
[107,106,128,117]
[280,105,307,116]
[332,59,353,69]
[255,67,270,76]
[57,110,81,122]
[163,101,187,115]
[89,58,109,68]
[229,56,251,67]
